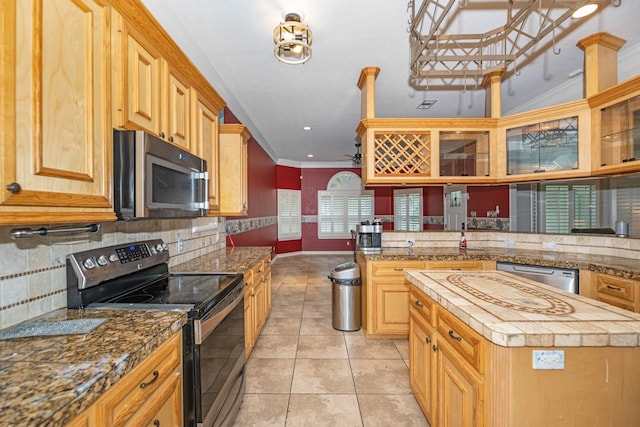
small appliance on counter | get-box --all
[356,219,382,252]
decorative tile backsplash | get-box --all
[0,218,226,330]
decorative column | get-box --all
[481,68,505,118]
[576,32,626,97]
[357,66,380,120]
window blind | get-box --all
[394,188,423,231]
[277,189,301,240]
[318,190,374,238]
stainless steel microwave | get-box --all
[113,130,209,220]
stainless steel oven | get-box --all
[66,240,245,427]
[113,130,209,220]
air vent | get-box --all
[417,99,437,110]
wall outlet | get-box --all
[542,241,557,250]
[406,239,415,247]
[532,350,564,370]
[504,240,516,248]
[177,239,184,253]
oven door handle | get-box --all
[194,287,243,345]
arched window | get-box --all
[318,172,374,238]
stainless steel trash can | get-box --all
[329,262,361,331]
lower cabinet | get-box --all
[364,260,495,337]
[244,254,272,359]
[409,287,485,426]
[68,332,183,427]
[591,272,640,312]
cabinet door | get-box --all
[219,124,249,216]
[1,0,113,224]
[409,310,435,423]
[372,278,410,335]
[437,341,484,427]
[254,277,266,336]
[192,91,219,213]
[162,61,191,150]
[112,11,161,135]
[129,371,182,427]
[244,284,254,359]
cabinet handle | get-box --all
[168,136,174,142]
[606,285,622,291]
[153,421,160,427]
[415,299,424,307]
[159,132,165,138]
[393,268,404,271]
[426,336,432,344]
[6,182,21,193]
[140,370,159,389]
[432,344,439,352]
[448,330,462,342]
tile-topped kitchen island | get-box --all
[406,269,640,427]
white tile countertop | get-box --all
[406,270,640,347]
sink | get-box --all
[0,318,107,340]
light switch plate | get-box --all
[532,350,564,370]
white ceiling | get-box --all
[140,0,640,167]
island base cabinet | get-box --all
[487,345,640,427]
[409,309,435,421]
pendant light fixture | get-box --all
[273,12,312,65]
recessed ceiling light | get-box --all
[302,126,312,131]
[417,99,437,110]
[572,4,598,19]
[307,154,314,158]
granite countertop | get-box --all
[0,309,186,426]
[360,247,640,280]
[171,246,272,274]
[407,270,640,348]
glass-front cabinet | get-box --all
[506,117,579,175]
[439,131,490,177]
[600,95,640,166]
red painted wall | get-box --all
[467,185,510,218]
[224,108,278,251]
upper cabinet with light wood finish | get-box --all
[111,10,195,152]
[0,0,115,225]
[110,0,225,154]
[192,91,220,214]
[219,124,250,216]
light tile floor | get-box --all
[233,254,430,427]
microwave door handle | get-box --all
[192,171,209,210]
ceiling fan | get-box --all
[345,143,362,167]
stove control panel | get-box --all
[66,239,170,289]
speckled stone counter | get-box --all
[0,309,186,426]
[171,246,272,274]
[407,270,640,347]
[361,247,640,280]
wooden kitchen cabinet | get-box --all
[219,124,249,216]
[591,272,640,312]
[244,254,272,359]
[191,90,220,213]
[362,259,495,338]
[0,0,115,225]
[112,11,192,151]
[410,287,485,427]
[363,261,426,337]
[69,332,183,427]
[590,76,640,175]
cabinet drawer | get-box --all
[96,333,181,426]
[372,261,427,276]
[436,308,485,374]
[424,260,489,271]
[410,288,436,326]
[596,274,636,303]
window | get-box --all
[542,183,596,233]
[318,190,374,238]
[278,189,301,240]
[615,176,640,237]
[394,188,423,231]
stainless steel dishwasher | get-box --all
[496,262,579,294]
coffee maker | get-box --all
[356,219,382,252]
